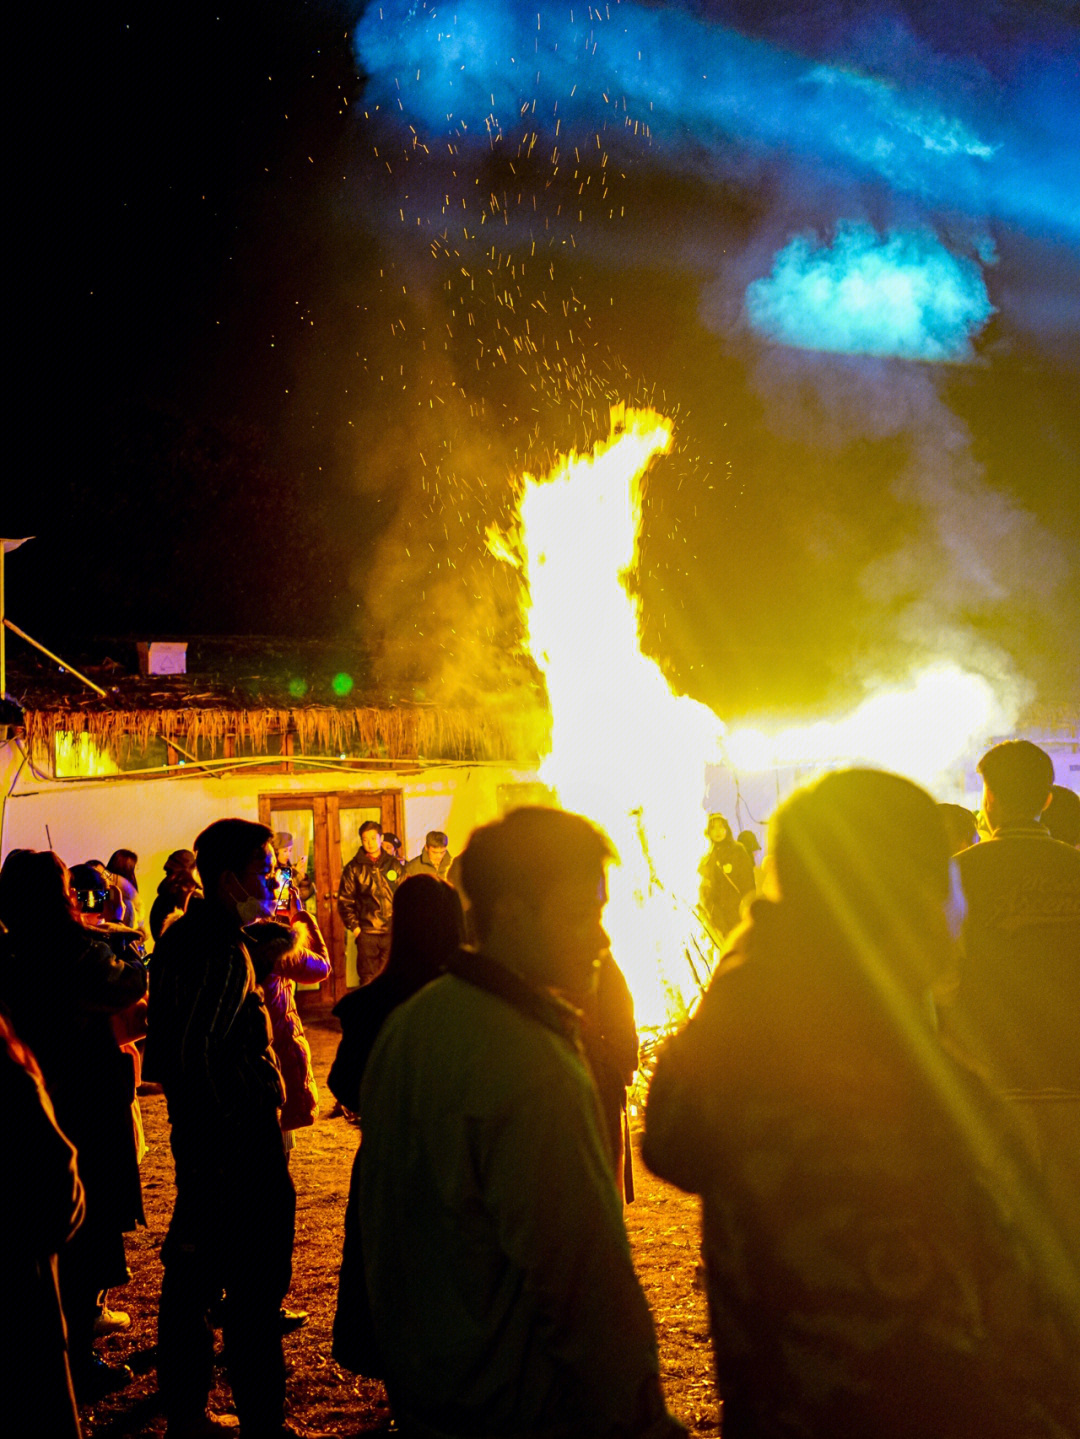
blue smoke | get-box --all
[352,0,1080,243]
[745,223,995,361]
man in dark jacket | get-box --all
[403,829,452,881]
[338,821,404,983]
[146,819,297,1439]
[946,739,1080,1254]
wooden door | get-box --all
[328,790,405,996]
[258,788,404,1006]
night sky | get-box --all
[10,0,1080,720]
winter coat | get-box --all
[0,920,147,1281]
[263,936,331,1131]
[337,850,403,935]
[643,898,1080,1439]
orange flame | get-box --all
[496,406,723,1025]
[498,405,1019,1027]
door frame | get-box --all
[258,788,405,1006]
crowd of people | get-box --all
[0,740,1077,1439]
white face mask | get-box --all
[236,892,275,925]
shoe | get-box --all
[93,1304,132,1335]
[279,1307,308,1333]
[165,1412,240,1436]
[72,1355,134,1400]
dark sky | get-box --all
[10,0,1080,719]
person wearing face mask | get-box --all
[145,820,299,1439]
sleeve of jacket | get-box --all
[337,860,363,933]
[275,944,332,985]
[72,936,148,1015]
[177,945,253,1113]
[642,970,736,1196]
[1,1025,86,1257]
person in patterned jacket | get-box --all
[644,768,1080,1439]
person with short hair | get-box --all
[330,873,465,1378]
[0,850,147,1402]
[403,828,452,880]
[359,807,686,1439]
[938,802,979,853]
[644,768,1080,1439]
[146,819,298,1439]
[1043,783,1080,846]
[945,739,1080,1254]
[338,821,404,983]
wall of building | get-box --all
[0,741,539,883]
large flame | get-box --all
[502,406,724,1025]
[501,405,1015,1027]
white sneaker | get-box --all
[93,1304,132,1335]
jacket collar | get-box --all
[448,948,582,1046]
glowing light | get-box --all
[288,676,308,698]
[746,224,994,361]
[498,406,726,1026]
[353,0,1079,241]
[500,408,1015,1026]
[723,664,1010,789]
[54,733,120,779]
[332,672,355,696]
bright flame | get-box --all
[723,663,1011,787]
[503,405,724,1025]
[502,406,1020,1027]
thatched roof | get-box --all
[8,636,549,765]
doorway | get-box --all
[258,788,405,1006]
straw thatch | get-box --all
[8,636,551,769]
[21,700,547,768]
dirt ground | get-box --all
[81,1018,718,1438]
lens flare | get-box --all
[746,223,995,361]
[723,665,1011,787]
[353,0,1079,241]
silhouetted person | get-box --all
[937,801,979,853]
[359,807,686,1438]
[946,740,1080,1254]
[330,874,464,1377]
[0,1007,86,1439]
[146,819,297,1439]
[644,769,1080,1439]
[1043,783,1080,846]
[0,850,146,1401]
[699,812,755,939]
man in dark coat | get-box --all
[146,819,296,1439]
[337,820,404,983]
[946,739,1080,1254]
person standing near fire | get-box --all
[338,821,404,984]
[403,829,453,881]
[698,812,755,940]
[357,806,686,1438]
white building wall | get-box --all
[0,741,538,879]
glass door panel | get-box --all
[327,790,405,994]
